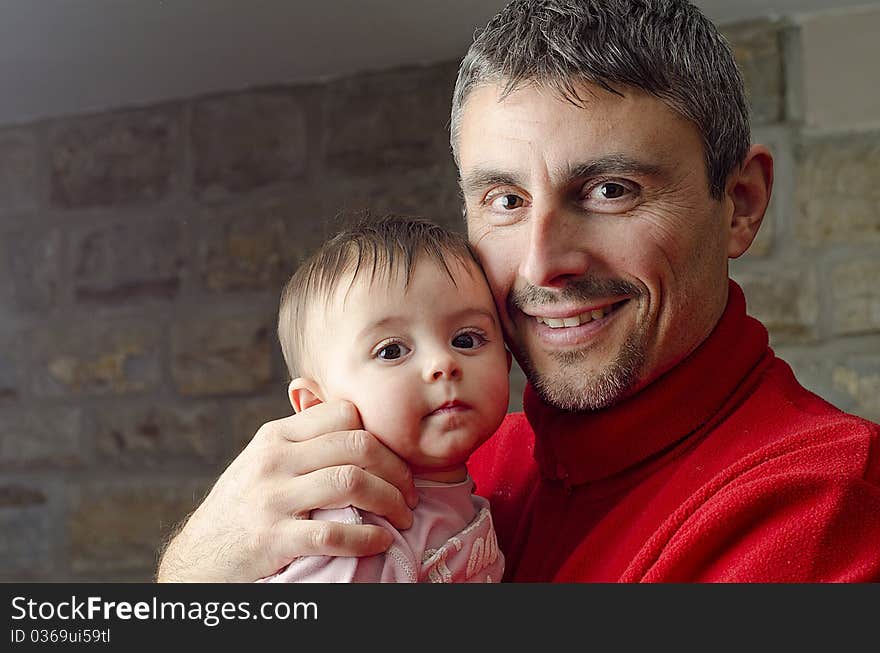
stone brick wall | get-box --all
[726,10,880,427]
[1,11,878,581]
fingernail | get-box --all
[407,490,419,509]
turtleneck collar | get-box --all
[525,280,773,487]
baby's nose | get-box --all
[424,353,461,382]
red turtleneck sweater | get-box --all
[469,281,880,582]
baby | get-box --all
[265,215,510,582]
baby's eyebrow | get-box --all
[356,316,405,341]
[449,307,499,325]
[356,307,498,341]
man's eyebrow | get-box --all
[460,170,525,195]
[460,155,664,195]
[562,154,664,181]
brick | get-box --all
[31,323,161,397]
[94,401,229,467]
[735,269,818,344]
[67,481,210,573]
[2,228,64,313]
[50,106,180,208]
[192,89,307,199]
[832,357,880,422]
[323,164,465,233]
[775,347,832,399]
[324,63,458,174]
[0,351,19,402]
[199,192,325,292]
[830,258,880,335]
[0,128,39,211]
[72,219,185,304]
[0,407,85,468]
[722,20,785,124]
[801,9,880,130]
[172,316,273,396]
[0,484,52,577]
[229,395,295,454]
[796,132,880,244]
[0,484,48,507]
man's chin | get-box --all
[519,348,646,412]
[529,371,628,412]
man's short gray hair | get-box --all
[450,0,750,199]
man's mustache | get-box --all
[508,277,641,311]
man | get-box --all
[157,0,880,582]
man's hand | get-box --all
[155,400,418,583]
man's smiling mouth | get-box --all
[532,299,629,328]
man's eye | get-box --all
[452,332,486,349]
[591,181,634,200]
[601,182,627,198]
[377,342,410,360]
[490,194,524,210]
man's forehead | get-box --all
[457,82,696,180]
[458,80,683,142]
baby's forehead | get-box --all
[321,255,488,313]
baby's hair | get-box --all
[278,214,486,380]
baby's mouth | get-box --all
[426,400,470,417]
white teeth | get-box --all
[537,306,612,328]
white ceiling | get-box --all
[0,0,877,126]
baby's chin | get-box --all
[410,441,490,478]
[370,421,497,474]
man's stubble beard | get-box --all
[515,321,648,411]
[507,278,648,412]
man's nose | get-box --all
[519,204,592,288]
[423,351,462,382]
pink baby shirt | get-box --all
[261,476,504,583]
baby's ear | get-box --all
[288,378,324,413]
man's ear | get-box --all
[288,378,324,413]
[725,144,774,259]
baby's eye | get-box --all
[452,332,486,349]
[377,342,410,360]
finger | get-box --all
[282,430,418,508]
[271,399,363,444]
[286,465,414,531]
[271,521,393,561]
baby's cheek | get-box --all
[357,390,420,449]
